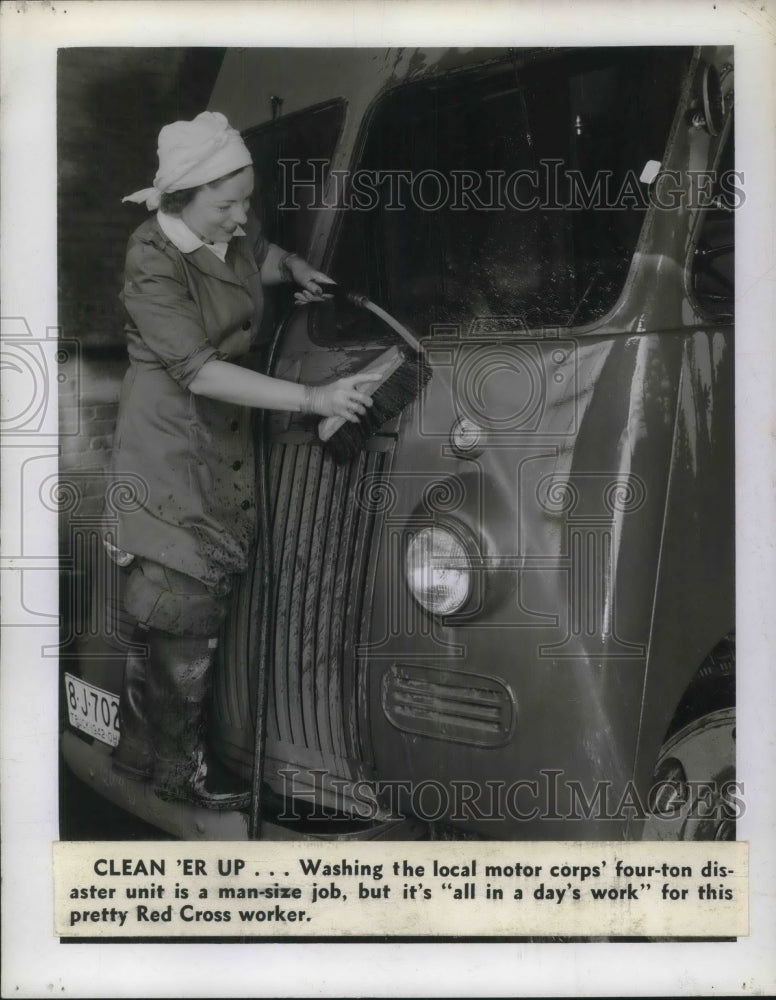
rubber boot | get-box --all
[112,628,154,780]
[145,629,250,810]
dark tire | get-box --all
[666,633,735,737]
[643,634,736,841]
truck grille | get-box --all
[212,437,391,813]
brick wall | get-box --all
[58,46,225,485]
[58,49,225,625]
[59,353,125,640]
[59,353,126,517]
[58,47,225,352]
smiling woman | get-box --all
[164,165,255,244]
[108,111,381,810]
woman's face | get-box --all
[181,166,255,244]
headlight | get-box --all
[406,525,472,615]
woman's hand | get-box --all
[287,257,336,303]
[309,372,383,422]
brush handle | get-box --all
[318,346,404,442]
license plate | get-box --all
[64,673,120,747]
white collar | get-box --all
[156,210,245,264]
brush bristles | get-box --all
[324,354,432,463]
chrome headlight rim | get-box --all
[404,518,481,619]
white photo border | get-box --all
[1,0,775,996]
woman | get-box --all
[109,111,377,809]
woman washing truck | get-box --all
[109,112,378,809]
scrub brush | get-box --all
[317,287,432,462]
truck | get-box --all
[61,44,736,842]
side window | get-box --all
[242,99,346,256]
[691,121,735,319]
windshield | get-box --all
[324,47,691,340]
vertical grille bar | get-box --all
[355,450,393,768]
[270,443,300,744]
[340,450,381,761]
[300,450,336,751]
[285,444,322,747]
[327,451,368,760]
[315,459,350,760]
[282,445,316,746]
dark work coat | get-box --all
[111,214,271,593]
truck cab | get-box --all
[61,45,735,842]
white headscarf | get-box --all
[122,111,253,211]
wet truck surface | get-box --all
[62,45,735,841]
